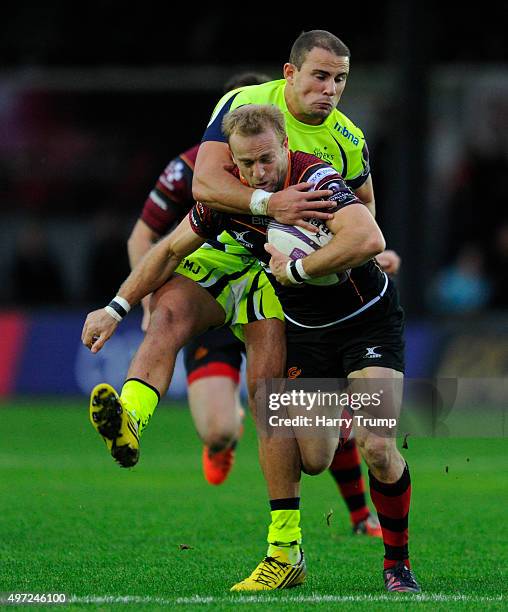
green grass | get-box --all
[0,399,507,610]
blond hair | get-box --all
[222,104,286,144]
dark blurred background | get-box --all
[1,1,507,394]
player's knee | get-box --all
[196,400,239,451]
[301,458,330,476]
[246,379,263,418]
[300,447,333,475]
[146,303,192,349]
[146,303,175,331]
[360,435,393,472]
[203,428,235,453]
[246,362,284,415]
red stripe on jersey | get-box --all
[235,218,266,235]
[187,362,240,385]
[284,150,292,189]
[348,275,365,304]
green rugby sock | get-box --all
[266,498,302,563]
[267,541,301,565]
[120,378,160,435]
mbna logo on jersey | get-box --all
[334,122,360,146]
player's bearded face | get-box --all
[284,48,349,125]
[230,131,289,193]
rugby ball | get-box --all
[267,218,340,286]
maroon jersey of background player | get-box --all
[141,144,199,234]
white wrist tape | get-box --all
[113,296,131,313]
[105,306,123,322]
[250,189,272,216]
[295,258,312,280]
[285,261,303,285]
[105,296,131,322]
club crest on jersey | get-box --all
[364,346,382,359]
[161,160,184,190]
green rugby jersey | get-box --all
[203,79,370,190]
[201,79,370,250]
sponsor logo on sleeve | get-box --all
[322,180,359,205]
[306,166,337,186]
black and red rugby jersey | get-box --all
[189,151,388,327]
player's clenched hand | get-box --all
[376,249,401,275]
[267,183,334,233]
[81,309,119,353]
[264,243,293,286]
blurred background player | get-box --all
[126,72,270,485]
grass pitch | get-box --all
[0,399,506,610]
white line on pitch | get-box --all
[69,593,505,605]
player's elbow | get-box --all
[126,231,140,256]
[152,235,179,267]
[362,228,385,259]
[364,199,376,218]
[164,241,181,264]
[127,221,158,258]
[192,174,212,204]
[342,229,385,269]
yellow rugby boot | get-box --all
[89,383,139,468]
[230,548,306,591]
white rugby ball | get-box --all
[267,218,340,286]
